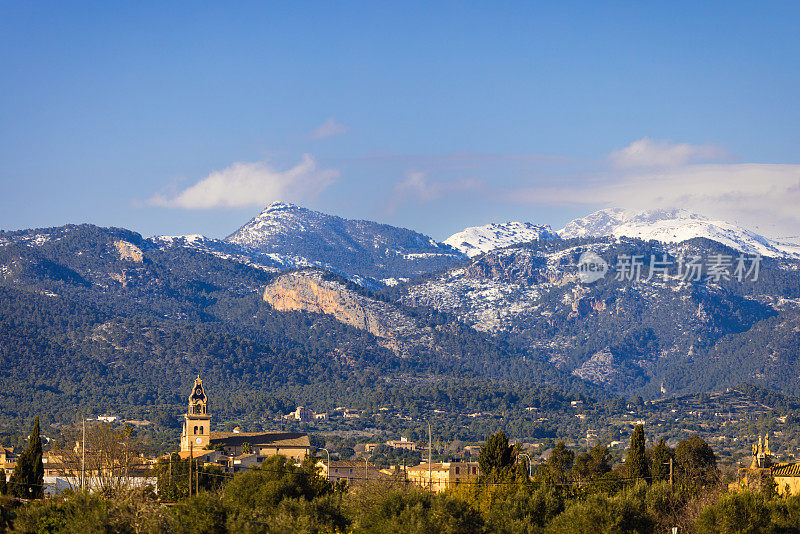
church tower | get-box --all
[180,376,212,452]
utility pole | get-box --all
[364,457,368,485]
[189,443,193,498]
[81,414,86,490]
[669,458,673,486]
[663,458,674,486]
[518,453,532,479]
[428,420,432,492]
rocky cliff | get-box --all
[262,270,424,353]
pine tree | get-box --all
[650,438,673,482]
[10,416,44,499]
[478,430,514,477]
[0,469,7,495]
[627,424,650,483]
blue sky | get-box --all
[1,1,799,240]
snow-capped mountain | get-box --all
[444,222,559,257]
[559,208,800,259]
[223,202,466,280]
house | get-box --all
[38,449,155,493]
[385,437,416,451]
[0,447,16,475]
[463,445,481,458]
[406,462,480,493]
[317,460,389,485]
[284,406,316,423]
[97,415,119,423]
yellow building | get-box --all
[0,447,16,476]
[406,462,479,493]
[317,460,389,485]
[771,463,800,496]
[733,434,800,496]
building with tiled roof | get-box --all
[407,462,480,493]
[0,447,16,476]
[316,460,389,485]
[732,434,800,496]
[178,377,310,466]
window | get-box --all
[200,426,204,434]
[455,466,460,474]
[472,466,477,475]
[193,426,198,435]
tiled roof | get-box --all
[772,463,800,476]
[172,450,216,460]
[319,460,377,469]
[210,431,310,448]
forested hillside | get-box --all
[2,220,800,431]
[0,224,594,430]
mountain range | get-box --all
[1,202,799,426]
[152,202,800,289]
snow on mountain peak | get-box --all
[444,221,559,257]
[559,208,800,259]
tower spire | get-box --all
[181,376,211,452]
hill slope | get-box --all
[224,202,467,281]
[391,236,800,397]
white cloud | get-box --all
[512,163,800,238]
[148,154,339,209]
[395,171,481,202]
[309,118,348,140]
[609,137,727,169]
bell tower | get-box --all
[180,376,212,452]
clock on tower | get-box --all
[180,376,212,452]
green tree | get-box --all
[168,492,227,534]
[478,431,514,478]
[10,416,44,499]
[548,442,575,480]
[356,489,483,534]
[222,454,331,511]
[153,453,227,501]
[574,444,611,482]
[644,481,684,533]
[545,489,653,534]
[694,490,770,534]
[0,469,7,495]
[650,438,673,483]
[674,435,717,490]
[626,424,650,484]
[484,484,564,532]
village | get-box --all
[3,378,800,500]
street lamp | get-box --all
[427,420,432,492]
[74,410,87,490]
[319,448,331,480]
